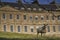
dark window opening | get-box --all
[17,15,19,19]
[3,13,5,19]
[53,26,56,32]
[4,25,6,32]
[31,28,34,32]
[24,26,27,32]
[24,15,26,20]
[10,14,12,19]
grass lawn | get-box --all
[0,32,60,40]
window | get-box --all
[3,13,5,19]
[24,15,26,20]
[41,16,44,20]
[30,26,34,32]
[35,16,38,20]
[30,16,32,20]
[24,26,27,32]
[58,15,60,20]
[53,26,56,32]
[58,26,60,31]
[3,25,6,32]
[10,14,12,19]
[21,7,24,10]
[33,8,36,11]
[52,16,54,20]
[10,25,13,32]
[0,5,1,8]
[17,15,19,19]
[31,28,34,32]
[46,16,49,20]
[28,8,31,10]
[47,26,50,32]
[18,26,20,32]
[39,8,42,11]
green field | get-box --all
[0,32,60,40]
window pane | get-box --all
[24,15,26,20]
[52,16,54,20]
[10,14,12,19]
[58,15,60,20]
[3,13,5,19]
[41,16,44,20]
[18,26,20,32]
[58,26,60,31]
[53,26,56,32]
[30,16,32,20]
[46,16,49,20]
[24,26,27,32]
[31,28,33,32]
[47,26,50,32]
[17,15,19,19]
[35,16,38,20]
[3,25,6,32]
[10,25,13,32]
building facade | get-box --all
[0,3,60,36]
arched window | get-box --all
[35,16,38,20]
[41,16,44,20]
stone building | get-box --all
[0,2,60,36]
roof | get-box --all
[0,2,60,12]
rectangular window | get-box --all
[24,26,27,32]
[18,26,20,32]
[3,13,5,19]
[10,14,12,19]
[31,28,34,32]
[3,25,6,32]
[53,26,56,32]
[47,26,50,32]
[46,16,49,20]
[52,16,54,20]
[17,15,19,19]
[30,16,32,20]
[58,26,60,31]
[24,15,26,20]
[10,25,13,32]
[58,16,60,20]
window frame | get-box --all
[10,25,13,32]
[17,15,20,19]
[24,26,27,32]
[17,26,20,32]
[2,13,6,19]
[10,14,13,19]
[53,26,56,32]
[3,25,6,32]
